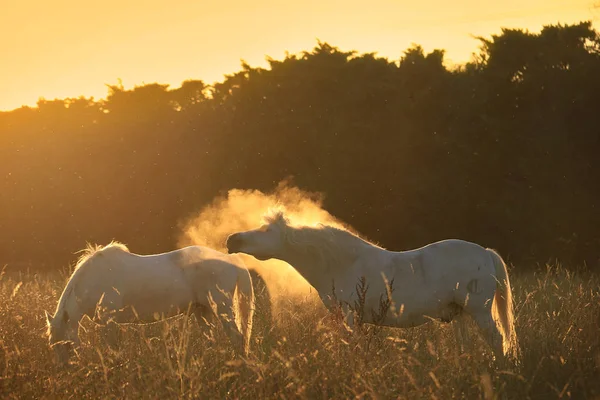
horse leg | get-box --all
[237,289,254,355]
[209,291,246,356]
[471,310,505,363]
[451,315,472,371]
[336,302,361,344]
[193,304,214,328]
[452,318,464,355]
[452,316,470,354]
[93,292,124,352]
[344,303,355,332]
[104,319,121,352]
[168,304,196,367]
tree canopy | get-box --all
[1,21,599,269]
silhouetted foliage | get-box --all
[1,21,599,269]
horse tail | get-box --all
[487,248,518,360]
[236,266,255,355]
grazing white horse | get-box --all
[226,210,518,361]
[45,241,254,364]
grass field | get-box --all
[1,263,599,399]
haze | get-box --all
[0,0,595,111]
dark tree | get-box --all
[1,21,599,269]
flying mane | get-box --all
[73,240,130,271]
[262,209,384,271]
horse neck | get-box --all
[52,275,80,335]
[278,235,368,293]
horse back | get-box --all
[374,240,492,291]
[409,239,497,294]
[417,239,490,268]
[172,246,249,297]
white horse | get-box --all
[226,210,518,361]
[45,241,254,364]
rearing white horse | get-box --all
[45,241,254,364]
[226,210,518,361]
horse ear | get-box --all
[62,311,69,324]
[44,310,53,325]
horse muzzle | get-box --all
[226,233,243,254]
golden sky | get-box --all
[0,0,596,111]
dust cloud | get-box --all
[177,179,352,320]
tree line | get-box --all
[1,21,599,270]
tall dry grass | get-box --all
[0,264,599,399]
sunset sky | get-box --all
[1,0,596,111]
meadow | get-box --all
[0,263,599,399]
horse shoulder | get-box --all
[374,251,427,292]
[73,250,123,286]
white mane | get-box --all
[263,210,381,271]
[73,240,129,271]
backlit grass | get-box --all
[0,264,599,399]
